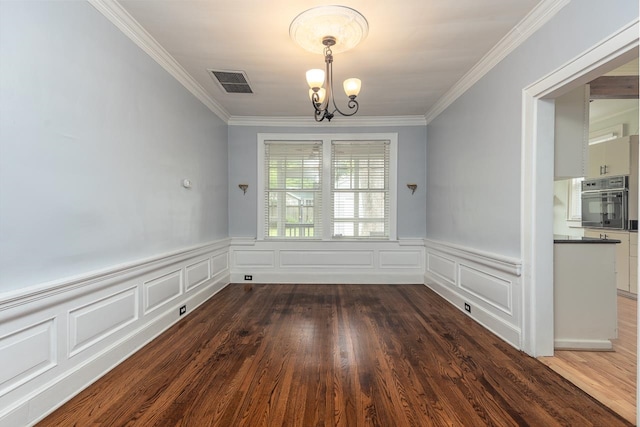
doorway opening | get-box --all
[521,20,638,423]
[543,57,638,423]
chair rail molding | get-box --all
[0,239,231,426]
[424,239,523,349]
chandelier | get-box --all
[289,6,369,122]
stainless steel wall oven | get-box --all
[581,175,628,230]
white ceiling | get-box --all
[590,99,639,124]
[117,0,543,119]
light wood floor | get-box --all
[40,284,632,426]
[539,295,637,424]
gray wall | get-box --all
[0,1,229,292]
[426,0,638,257]
[228,125,427,238]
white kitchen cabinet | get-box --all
[554,240,618,350]
[554,85,589,179]
[584,229,630,291]
[630,232,637,294]
[587,136,636,178]
[629,136,638,222]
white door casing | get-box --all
[521,19,639,356]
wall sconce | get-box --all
[238,184,248,195]
[407,184,417,195]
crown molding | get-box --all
[89,0,569,128]
[424,0,570,124]
[87,0,231,123]
[227,115,427,127]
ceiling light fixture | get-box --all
[290,6,368,122]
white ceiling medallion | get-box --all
[289,5,369,55]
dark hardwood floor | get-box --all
[40,284,632,426]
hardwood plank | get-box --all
[40,284,632,426]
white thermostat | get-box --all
[182,179,192,188]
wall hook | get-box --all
[407,184,417,195]
[239,184,249,195]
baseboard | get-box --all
[617,289,638,300]
[229,239,425,285]
[425,274,521,348]
[230,271,423,284]
[0,240,230,427]
[424,239,523,349]
[25,277,228,426]
[553,339,613,351]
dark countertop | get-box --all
[554,235,621,244]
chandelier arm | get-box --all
[310,89,329,122]
[310,92,322,112]
[307,41,358,122]
[332,97,359,117]
[327,50,359,117]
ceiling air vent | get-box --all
[208,69,253,94]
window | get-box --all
[264,142,322,238]
[258,133,397,240]
[568,177,583,221]
[331,141,389,238]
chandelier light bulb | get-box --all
[306,69,325,90]
[343,78,361,97]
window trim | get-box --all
[257,133,398,241]
[567,177,583,222]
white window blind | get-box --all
[331,141,390,239]
[264,142,322,239]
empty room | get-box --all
[1,0,638,425]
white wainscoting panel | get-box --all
[185,259,210,292]
[144,270,182,314]
[279,250,373,268]
[68,287,138,357]
[211,252,228,279]
[234,250,275,267]
[0,239,230,426]
[424,239,522,349]
[0,319,56,397]
[426,252,456,285]
[379,250,423,269]
[459,266,512,314]
[230,239,424,284]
